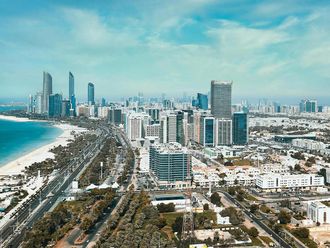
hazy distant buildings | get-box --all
[42,71,52,114]
[211,80,232,119]
[88,82,95,105]
[232,112,248,145]
[300,99,317,113]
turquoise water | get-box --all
[0,119,62,167]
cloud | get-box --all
[0,1,329,103]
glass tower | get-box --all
[88,82,95,105]
[42,71,52,114]
[232,112,248,145]
[211,80,232,119]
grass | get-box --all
[161,212,183,226]
[233,159,252,166]
[250,237,264,247]
[259,236,274,246]
[245,193,258,202]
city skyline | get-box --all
[1,0,330,101]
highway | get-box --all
[0,125,112,248]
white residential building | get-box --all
[307,200,330,224]
[292,139,326,151]
[256,173,324,191]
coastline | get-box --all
[0,114,44,122]
[0,116,86,175]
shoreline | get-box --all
[0,116,86,175]
[0,114,45,122]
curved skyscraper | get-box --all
[210,80,232,119]
[42,71,52,114]
[88,82,95,105]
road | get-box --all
[0,125,111,248]
[221,191,292,248]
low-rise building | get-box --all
[256,173,324,191]
[307,200,330,224]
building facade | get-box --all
[88,82,95,105]
[42,71,52,114]
[149,143,192,189]
[210,80,232,119]
[232,112,248,145]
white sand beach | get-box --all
[0,114,43,122]
[0,118,86,175]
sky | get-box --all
[0,0,329,104]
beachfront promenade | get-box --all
[0,123,112,248]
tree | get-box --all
[247,227,259,238]
[236,193,244,202]
[292,228,309,238]
[228,187,236,196]
[278,210,291,224]
[157,203,175,213]
[203,203,209,211]
[250,204,259,214]
[172,216,183,234]
[210,192,222,207]
[294,164,301,171]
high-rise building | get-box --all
[88,82,95,105]
[216,119,232,146]
[42,71,52,114]
[61,100,71,117]
[101,98,106,107]
[196,93,208,110]
[109,109,123,125]
[176,111,185,145]
[211,80,232,119]
[300,99,318,113]
[48,94,62,117]
[28,94,33,113]
[232,112,248,145]
[167,113,177,143]
[200,115,215,147]
[149,143,191,188]
[69,72,74,99]
[35,92,43,114]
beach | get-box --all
[0,116,86,175]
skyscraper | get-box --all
[216,119,232,146]
[49,94,62,117]
[69,72,74,99]
[42,71,52,114]
[200,115,215,147]
[232,112,248,145]
[211,80,232,119]
[197,93,208,110]
[88,82,95,105]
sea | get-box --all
[0,106,62,167]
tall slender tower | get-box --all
[69,71,74,99]
[88,82,95,105]
[42,71,52,114]
[210,80,232,119]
